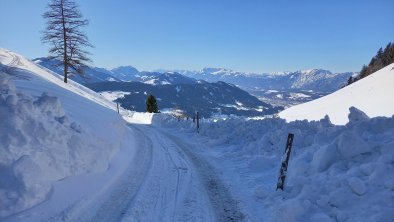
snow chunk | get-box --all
[348,106,369,124]
[311,143,337,172]
[336,131,369,159]
[347,177,367,195]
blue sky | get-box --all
[1,0,393,73]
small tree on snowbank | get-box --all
[146,94,159,113]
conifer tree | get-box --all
[346,42,394,86]
[42,0,92,83]
[146,94,159,113]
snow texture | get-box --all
[148,108,394,221]
[0,49,127,219]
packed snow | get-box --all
[280,63,394,124]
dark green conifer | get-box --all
[146,94,159,113]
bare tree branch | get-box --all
[42,0,93,83]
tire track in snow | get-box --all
[121,124,215,222]
[85,125,154,222]
[1,51,32,80]
[160,130,245,222]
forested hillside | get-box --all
[347,42,394,85]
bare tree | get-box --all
[42,0,92,83]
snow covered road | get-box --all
[83,123,245,221]
[158,129,245,222]
[116,124,215,221]
[5,122,245,222]
[118,124,244,222]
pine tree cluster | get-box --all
[347,42,394,86]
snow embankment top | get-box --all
[0,48,118,111]
[279,63,394,125]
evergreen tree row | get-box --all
[347,42,394,86]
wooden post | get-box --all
[196,112,200,133]
[116,103,119,114]
[276,133,294,191]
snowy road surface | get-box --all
[5,123,243,222]
[114,124,244,221]
[110,124,215,222]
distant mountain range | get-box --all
[34,58,279,117]
[34,58,354,92]
[161,67,355,93]
[86,81,278,118]
[33,57,355,116]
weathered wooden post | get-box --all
[276,133,294,191]
[196,112,200,133]
[116,102,119,114]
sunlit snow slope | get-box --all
[0,48,127,218]
[279,63,394,125]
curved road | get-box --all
[88,124,244,221]
[1,50,244,221]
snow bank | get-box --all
[0,49,127,218]
[123,112,155,124]
[279,63,394,125]
[0,73,119,218]
[152,108,394,221]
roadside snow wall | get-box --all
[152,110,394,221]
[0,73,120,218]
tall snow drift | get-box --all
[0,49,126,218]
[149,110,394,221]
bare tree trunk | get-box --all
[42,0,92,83]
[61,0,68,83]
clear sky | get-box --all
[1,0,393,73]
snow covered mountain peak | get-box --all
[111,65,139,77]
[300,68,332,75]
[200,67,235,75]
[143,72,198,85]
